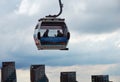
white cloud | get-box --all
[70,31,118,44]
[15,0,59,16]
[118,44,120,48]
[115,39,120,48]
[17,69,30,82]
[15,0,39,16]
[110,76,120,82]
[69,30,120,53]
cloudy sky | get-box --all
[0,0,120,82]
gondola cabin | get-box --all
[33,17,70,50]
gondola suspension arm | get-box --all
[46,0,63,17]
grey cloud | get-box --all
[63,0,120,34]
[1,43,120,69]
[0,0,120,69]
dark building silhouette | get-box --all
[1,61,17,82]
[60,72,77,82]
[30,64,49,82]
[92,75,109,82]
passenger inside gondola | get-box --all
[57,30,63,37]
[43,29,49,37]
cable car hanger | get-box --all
[46,0,63,17]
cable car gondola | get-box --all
[33,0,70,50]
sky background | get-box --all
[0,0,120,82]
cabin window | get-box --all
[40,29,63,37]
